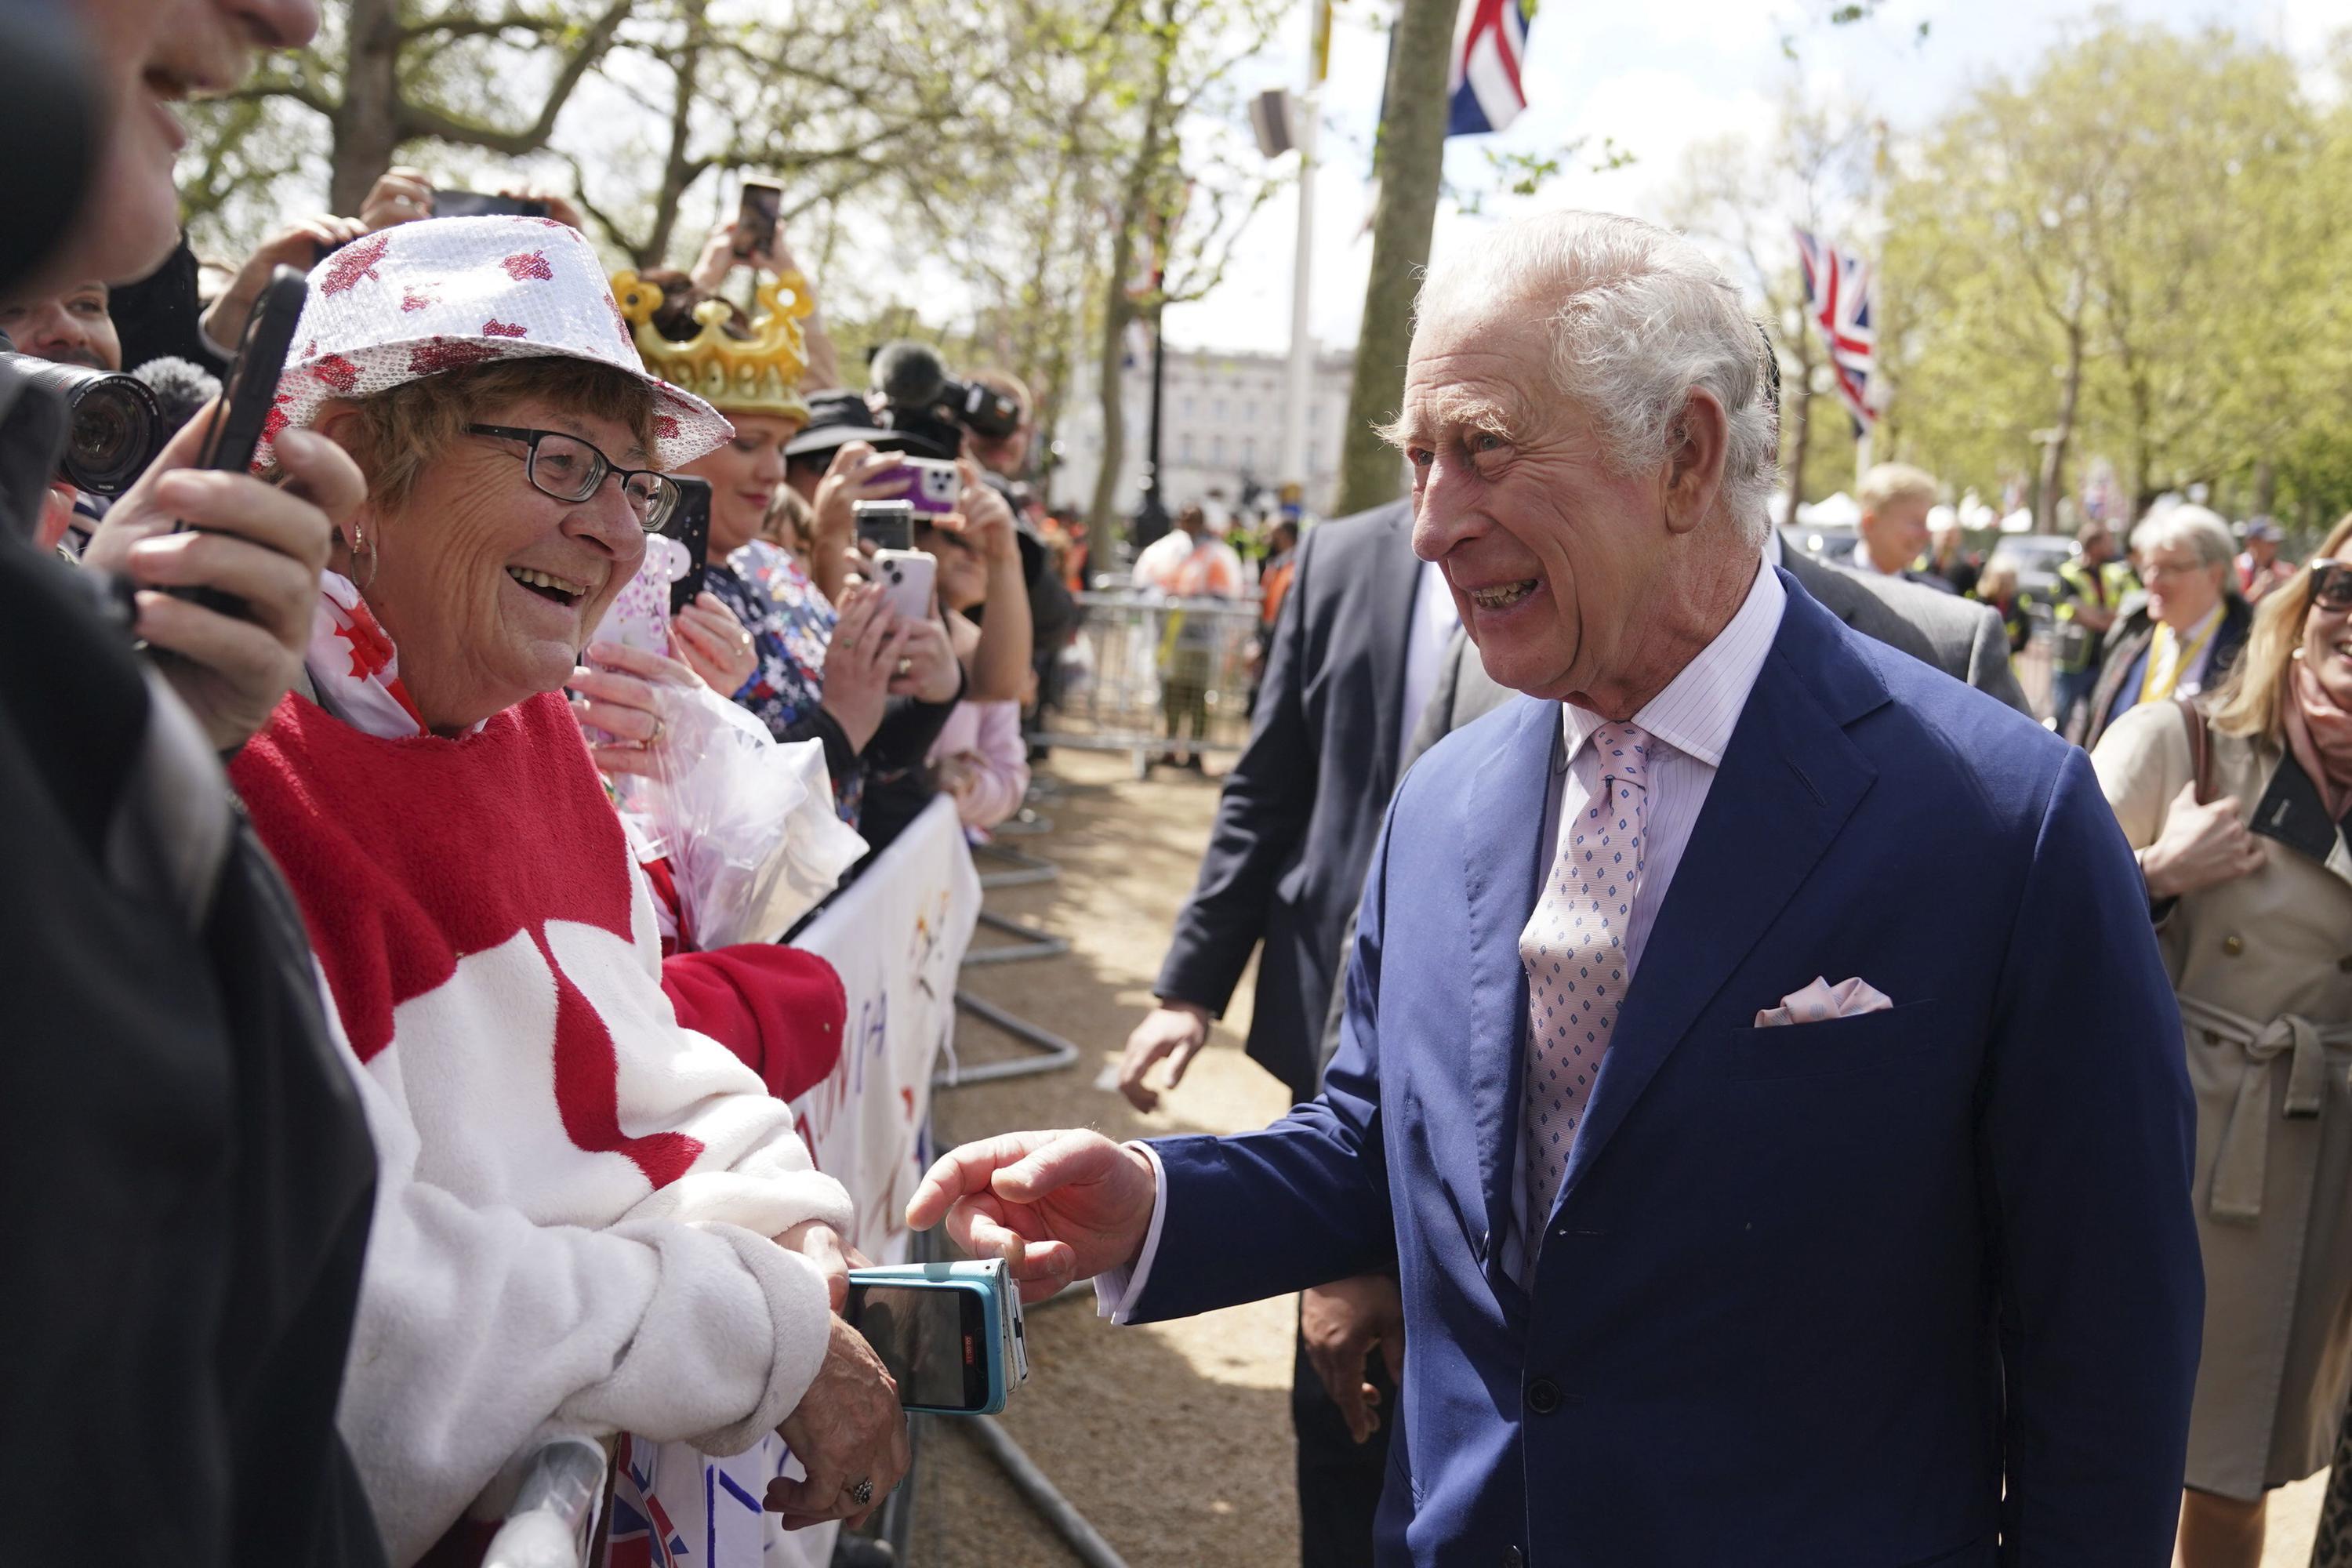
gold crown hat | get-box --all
[610,268,814,426]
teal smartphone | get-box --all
[845,1259,1027,1416]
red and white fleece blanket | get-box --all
[233,682,852,1565]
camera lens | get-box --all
[0,353,163,495]
[64,376,162,495]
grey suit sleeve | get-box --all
[1400,630,1470,774]
[1962,601,2033,717]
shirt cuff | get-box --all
[1091,1141,1168,1325]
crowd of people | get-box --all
[12,5,2352,1568]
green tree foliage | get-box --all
[1883,19,2351,527]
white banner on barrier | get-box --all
[606,797,979,1568]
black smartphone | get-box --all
[431,188,548,220]
[844,1279,993,1413]
[172,265,307,614]
[733,176,782,259]
[854,498,915,554]
[664,475,712,616]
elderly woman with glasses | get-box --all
[2091,517,2352,1568]
[224,219,906,1565]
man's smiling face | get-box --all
[1394,299,1676,706]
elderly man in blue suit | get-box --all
[910,212,2201,1566]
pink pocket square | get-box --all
[1754,976,1894,1028]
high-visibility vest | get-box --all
[2051,559,2141,672]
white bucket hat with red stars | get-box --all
[263,215,733,471]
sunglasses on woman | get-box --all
[2309,558,2352,613]
[466,424,680,531]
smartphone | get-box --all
[172,265,307,615]
[431,188,548,220]
[733,176,783,259]
[854,498,915,554]
[663,475,713,615]
[871,548,936,623]
[845,1260,1025,1415]
[877,455,962,517]
[199,265,307,477]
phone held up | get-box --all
[662,475,713,616]
[844,1258,1028,1416]
[853,498,914,554]
[172,263,308,616]
[875,455,961,517]
[430,188,548,220]
[733,176,783,260]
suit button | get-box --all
[1502,1549,1524,1568]
[1526,1377,1561,1415]
[2223,934,2246,957]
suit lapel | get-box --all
[1459,696,1559,1269]
[1557,581,1888,1204]
[1367,503,1422,796]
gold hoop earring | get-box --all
[347,516,379,590]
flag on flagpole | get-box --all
[1446,0,1533,137]
[1793,226,1878,430]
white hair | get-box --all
[2130,504,2234,570]
[1414,211,1779,545]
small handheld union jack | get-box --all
[1793,226,1878,432]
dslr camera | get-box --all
[0,352,162,496]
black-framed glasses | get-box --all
[2309,558,2352,613]
[466,423,678,531]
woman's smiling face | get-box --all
[356,395,649,732]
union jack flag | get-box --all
[1446,0,1531,137]
[1793,226,1878,431]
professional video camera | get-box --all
[0,353,162,495]
[869,340,1023,453]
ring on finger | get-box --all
[647,715,665,745]
[849,1478,874,1508]
[896,657,913,677]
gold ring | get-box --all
[896,658,913,677]
[648,716,664,745]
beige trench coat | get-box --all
[2093,701,2352,1497]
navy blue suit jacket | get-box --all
[1132,572,2202,1566]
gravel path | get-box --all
[910,750,1301,1568]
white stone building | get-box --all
[1050,342,1359,520]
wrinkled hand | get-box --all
[1117,1002,1211,1112]
[498,186,586,231]
[905,1130,1159,1304]
[201,214,369,346]
[767,1314,909,1532]
[83,417,359,752]
[2140,780,2267,899]
[566,640,705,778]
[888,613,960,703]
[670,591,756,695]
[356,166,434,231]
[777,1220,867,1314]
[818,586,904,753]
[1301,1276,1406,1444]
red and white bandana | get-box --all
[261,216,731,471]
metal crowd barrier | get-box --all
[1044,590,1266,775]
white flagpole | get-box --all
[1280,0,1331,511]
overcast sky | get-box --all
[1158,0,2349,357]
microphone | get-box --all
[870,339,948,410]
[132,355,223,439]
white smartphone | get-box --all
[871,547,937,623]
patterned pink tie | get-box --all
[1519,720,1653,1254]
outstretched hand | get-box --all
[905,1130,1159,1304]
